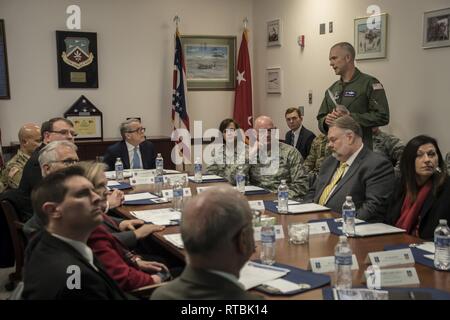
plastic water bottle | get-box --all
[154,173,163,197]
[115,158,124,181]
[172,181,183,211]
[194,157,203,183]
[342,196,356,237]
[434,219,450,271]
[334,235,353,289]
[277,179,289,214]
[260,223,276,265]
[155,153,164,176]
[235,165,245,193]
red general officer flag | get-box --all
[233,30,252,131]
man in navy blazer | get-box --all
[303,115,394,222]
[284,107,316,159]
[103,118,156,171]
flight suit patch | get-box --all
[343,90,357,97]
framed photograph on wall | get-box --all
[267,19,282,47]
[266,67,282,94]
[422,8,450,49]
[354,13,387,60]
[56,31,98,88]
[180,35,236,90]
[0,20,10,99]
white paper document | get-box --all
[163,233,184,249]
[285,203,329,214]
[239,262,290,290]
[248,200,265,211]
[244,185,266,192]
[124,192,158,201]
[196,186,213,194]
[188,174,224,181]
[308,221,331,235]
[105,171,133,179]
[334,217,366,224]
[107,180,121,186]
[415,242,435,253]
[130,208,181,225]
[424,254,434,260]
[354,223,405,237]
[273,200,300,205]
[253,225,285,241]
[262,278,301,293]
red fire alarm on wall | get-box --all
[298,35,305,48]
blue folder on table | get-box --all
[123,194,167,205]
[245,188,271,196]
[252,261,330,296]
[188,177,227,183]
[322,287,450,300]
[384,244,445,271]
[109,182,132,190]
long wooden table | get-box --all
[116,181,450,300]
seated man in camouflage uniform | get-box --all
[1,123,41,190]
[304,133,331,175]
[248,116,308,199]
[372,127,405,177]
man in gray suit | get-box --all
[304,115,394,222]
[151,185,261,300]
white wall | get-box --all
[2,0,450,152]
[0,0,253,144]
[253,0,450,152]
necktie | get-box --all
[132,147,141,169]
[291,131,296,146]
[318,162,348,205]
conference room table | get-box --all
[115,179,450,300]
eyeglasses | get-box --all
[127,127,146,133]
[48,158,79,166]
[49,129,78,137]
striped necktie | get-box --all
[318,162,348,205]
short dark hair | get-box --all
[330,115,362,138]
[40,121,50,141]
[219,118,240,133]
[332,42,355,60]
[31,166,85,226]
[48,117,74,131]
[285,107,302,117]
[400,135,447,201]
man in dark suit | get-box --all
[304,115,394,222]
[19,117,76,197]
[284,107,316,159]
[103,118,156,171]
[22,166,128,300]
[152,185,261,300]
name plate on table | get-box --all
[163,173,188,184]
[249,200,265,211]
[308,222,330,235]
[162,188,192,200]
[363,267,420,287]
[365,249,415,267]
[129,176,154,185]
[253,225,285,241]
[309,255,359,273]
[197,186,213,194]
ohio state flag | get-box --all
[233,30,252,131]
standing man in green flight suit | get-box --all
[317,42,389,149]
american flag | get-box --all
[171,28,190,162]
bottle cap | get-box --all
[157,153,162,157]
[281,179,286,184]
[439,219,447,225]
[116,157,121,161]
[345,196,352,201]
[339,235,347,242]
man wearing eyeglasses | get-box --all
[23,140,80,237]
[19,117,76,197]
[103,118,156,171]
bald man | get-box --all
[1,123,41,189]
[152,185,261,300]
[248,115,309,199]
